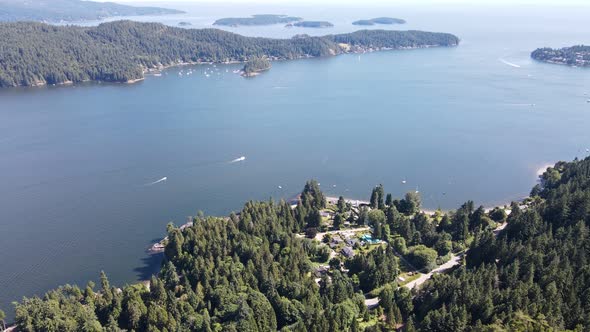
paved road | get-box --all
[364,221,508,307]
[313,227,370,242]
[364,297,380,309]
[403,254,462,290]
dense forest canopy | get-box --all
[7,156,590,331]
[531,45,590,67]
[0,20,459,88]
[242,57,272,76]
[413,157,590,331]
[0,0,183,22]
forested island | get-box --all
[242,58,272,77]
[290,21,334,28]
[213,14,302,26]
[531,45,590,67]
[0,0,183,22]
[352,17,406,26]
[0,21,459,88]
[5,156,590,331]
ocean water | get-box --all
[1,3,589,320]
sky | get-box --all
[109,0,589,5]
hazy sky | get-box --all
[110,0,588,5]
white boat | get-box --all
[230,156,246,163]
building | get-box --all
[341,246,355,258]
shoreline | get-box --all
[536,162,555,178]
[7,42,457,89]
[147,218,194,254]
[125,78,145,84]
[533,58,590,68]
[325,195,443,215]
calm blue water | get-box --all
[1,3,589,320]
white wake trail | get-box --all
[499,58,521,68]
[146,177,167,186]
[229,156,246,163]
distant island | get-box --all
[531,45,590,67]
[352,17,406,26]
[0,0,184,22]
[178,22,192,26]
[290,21,334,28]
[0,21,459,88]
[242,58,272,77]
[213,14,302,26]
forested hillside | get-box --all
[0,0,183,22]
[0,20,459,88]
[532,45,590,67]
[8,157,590,331]
[6,158,590,332]
[213,14,302,26]
[413,158,590,331]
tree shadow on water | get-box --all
[134,252,164,281]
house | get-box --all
[313,265,329,277]
[345,238,359,247]
[341,246,355,258]
[320,211,333,218]
[331,235,343,244]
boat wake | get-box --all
[499,58,521,68]
[229,156,246,163]
[504,103,536,107]
[146,177,167,186]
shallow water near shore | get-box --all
[1,3,590,320]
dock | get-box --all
[148,217,194,254]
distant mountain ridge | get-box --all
[0,0,184,22]
[213,14,302,26]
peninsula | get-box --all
[242,58,272,77]
[213,14,302,26]
[6,156,590,331]
[352,17,406,25]
[0,21,460,88]
[0,0,184,22]
[531,45,590,67]
[290,21,334,28]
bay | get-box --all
[1,2,589,319]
